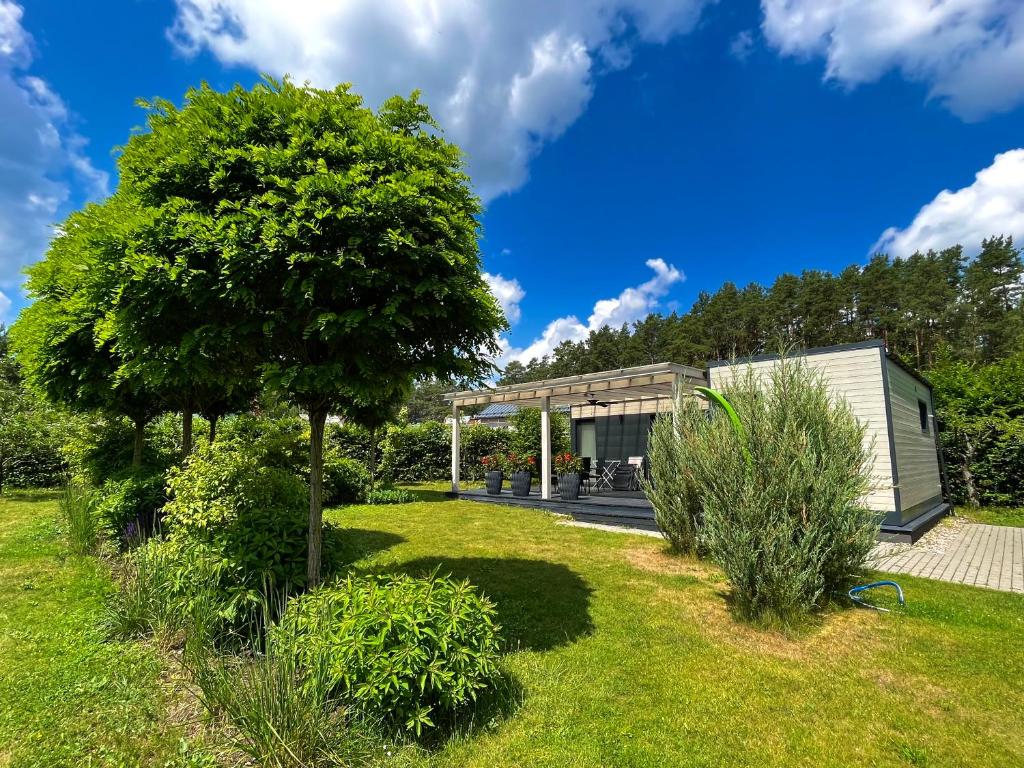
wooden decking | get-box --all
[452,488,658,531]
[870,522,1024,593]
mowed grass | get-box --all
[2,490,1023,767]
[328,487,1024,768]
[0,492,208,768]
[957,505,1024,528]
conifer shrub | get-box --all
[655,355,879,624]
[273,572,502,735]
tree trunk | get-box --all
[209,414,218,444]
[182,409,193,457]
[368,425,377,489]
[132,419,145,468]
[961,431,980,508]
[306,406,328,587]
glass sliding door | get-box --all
[577,420,597,466]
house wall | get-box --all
[885,359,943,523]
[707,345,897,517]
[571,414,654,465]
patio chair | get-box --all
[579,457,592,494]
[626,456,644,490]
[610,462,636,491]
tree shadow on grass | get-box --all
[378,556,595,653]
[323,527,406,573]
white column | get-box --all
[451,403,461,494]
[541,396,552,500]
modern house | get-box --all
[444,340,949,542]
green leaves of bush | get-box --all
[274,572,502,735]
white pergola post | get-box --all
[451,402,461,494]
[540,396,552,500]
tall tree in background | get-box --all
[117,79,505,584]
[963,236,1023,362]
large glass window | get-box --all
[577,420,597,465]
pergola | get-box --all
[444,362,707,499]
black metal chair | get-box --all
[579,457,592,494]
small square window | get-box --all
[918,400,929,433]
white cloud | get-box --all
[872,149,1024,258]
[483,272,525,326]
[500,258,683,365]
[0,1,109,321]
[168,0,712,201]
[729,29,755,61]
[761,0,1024,120]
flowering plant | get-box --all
[480,454,505,473]
[505,452,536,474]
[554,452,583,474]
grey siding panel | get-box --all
[886,358,943,521]
[707,347,896,513]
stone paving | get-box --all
[870,518,1024,593]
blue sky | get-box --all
[3,1,1024,366]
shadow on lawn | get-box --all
[324,527,406,570]
[380,556,595,652]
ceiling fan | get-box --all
[584,392,613,407]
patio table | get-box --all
[596,459,620,491]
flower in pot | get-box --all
[554,452,584,500]
[507,452,535,497]
[481,454,505,495]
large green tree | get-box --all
[11,200,161,466]
[117,78,505,583]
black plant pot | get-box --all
[485,470,504,495]
[511,471,532,497]
[558,472,581,501]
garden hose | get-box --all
[848,580,905,612]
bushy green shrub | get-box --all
[92,471,167,542]
[643,399,704,554]
[365,487,415,505]
[161,433,337,624]
[507,408,569,475]
[64,413,182,484]
[274,572,502,734]
[380,420,450,481]
[326,422,380,464]
[673,357,878,625]
[322,454,370,505]
[930,353,1024,506]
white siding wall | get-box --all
[707,346,896,514]
[886,360,942,516]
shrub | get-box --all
[92,471,167,542]
[380,420,450,481]
[64,413,181,485]
[59,480,100,555]
[274,572,502,735]
[161,434,337,625]
[323,454,370,505]
[675,356,878,625]
[643,398,705,554]
[364,487,415,505]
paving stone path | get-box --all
[870,519,1024,593]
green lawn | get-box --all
[0,492,212,768]
[2,491,1023,767]
[957,505,1024,528]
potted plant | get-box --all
[555,452,584,500]
[507,453,535,497]
[481,454,505,495]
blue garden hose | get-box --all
[849,580,905,612]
